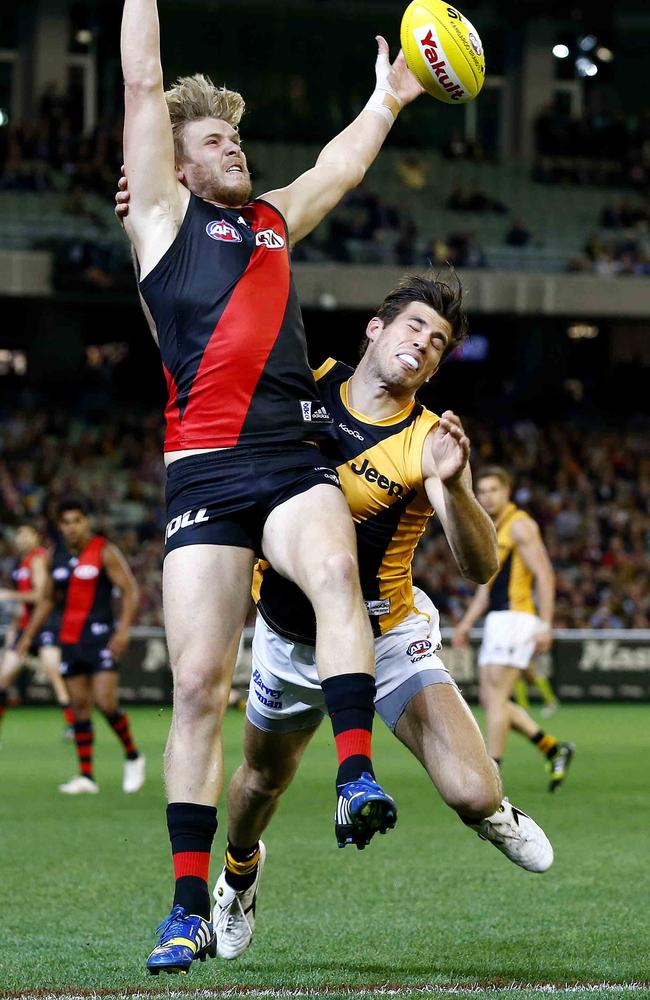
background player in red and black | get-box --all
[0,523,74,736]
[23,499,143,795]
[120,0,427,972]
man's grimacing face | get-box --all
[364,301,453,392]
[176,118,252,207]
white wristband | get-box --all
[364,88,402,126]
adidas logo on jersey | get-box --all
[300,401,331,423]
[350,458,404,497]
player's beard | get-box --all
[186,162,252,207]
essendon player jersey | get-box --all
[139,194,332,451]
[253,360,439,643]
[12,546,47,630]
[51,536,114,645]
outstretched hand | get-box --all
[375,35,425,107]
[430,410,470,485]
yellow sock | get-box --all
[514,678,529,709]
[534,732,558,757]
[533,676,557,707]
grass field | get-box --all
[1,704,649,1000]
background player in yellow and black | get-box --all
[453,467,575,790]
[210,274,555,962]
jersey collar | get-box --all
[340,379,415,427]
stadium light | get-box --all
[552,43,570,59]
[578,34,598,52]
[576,57,598,77]
[0,108,8,126]
[596,46,614,62]
[567,323,599,340]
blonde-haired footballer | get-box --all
[121,0,429,975]
[453,467,575,789]
[209,274,555,962]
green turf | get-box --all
[1,704,649,994]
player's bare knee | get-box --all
[242,761,290,805]
[445,770,499,819]
[173,661,227,720]
[307,547,359,603]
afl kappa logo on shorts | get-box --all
[255,228,286,250]
[206,219,242,243]
[407,639,433,662]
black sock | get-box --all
[321,673,376,788]
[167,802,218,920]
[224,840,261,892]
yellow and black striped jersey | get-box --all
[252,358,439,643]
[488,502,536,614]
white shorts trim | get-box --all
[478,610,543,669]
[247,588,456,733]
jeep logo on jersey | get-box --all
[407,639,432,658]
[206,220,242,243]
[350,457,404,497]
[165,507,210,541]
[73,564,100,580]
[255,228,286,250]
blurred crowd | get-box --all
[533,99,650,189]
[414,417,650,629]
[1,401,648,631]
[567,196,650,277]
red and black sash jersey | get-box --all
[139,194,332,451]
[12,546,47,630]
[253,360,439,644]
[51,536,114,644]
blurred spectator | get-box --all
[505,216,533,248]
[396,153,429,191]
[446,185,508,214]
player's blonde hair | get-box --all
[164,74,245,164]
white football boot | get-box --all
[58,775,100,795]
[470,799,553,873]
[213,841,266,959]
[123,753,146,793]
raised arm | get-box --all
[510,517,555,653]
[422,412,498,585]
[262,37,424,244]
[121,0,188,274]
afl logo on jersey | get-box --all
[255,228,286,250]
[73,564,100,580]
[15,567,30,581]
[206,220,242,243]
[53,567,70,581]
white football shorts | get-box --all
[478,610,543,669]
[246,587,456,734]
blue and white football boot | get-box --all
[335,772,397,849]
[146,905,216,975]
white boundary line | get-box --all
[6,985,650,1000]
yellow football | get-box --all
[400,0,485,104]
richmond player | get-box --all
[210,275,555,960]
[0,523,74,736]
[453,467,575,790]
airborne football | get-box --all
[400,0,486,103]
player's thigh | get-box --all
[39,644,62,679]
[0,648,21,684]
[261,484,358,596]
[163,543,255,674]
[242,717,317,791]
